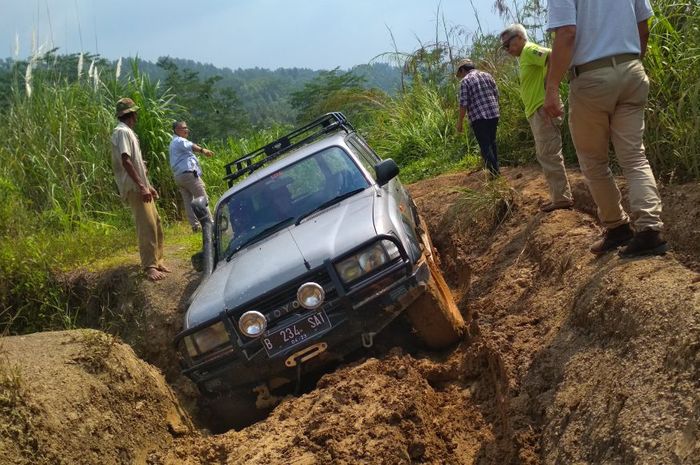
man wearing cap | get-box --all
[544,0,667,257]
[501,23,573,212]
[455,58,500,177]
[111,98,169,281]
[169,121,214,232]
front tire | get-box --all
[200,388,268,433]
[405,217,465,349]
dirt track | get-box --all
[1,167,699,464]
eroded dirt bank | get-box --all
[1,167,698,464]
[0,330,192,464]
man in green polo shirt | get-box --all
[501,24,573,212]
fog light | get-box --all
[238,311,267,337]
[297,282,325,309]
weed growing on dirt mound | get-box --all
[0,354,44,464]
[0,355,23,408]
[448,176,517,233]
[72,330,118,374]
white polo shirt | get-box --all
[547,0,653,66]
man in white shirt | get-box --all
[111,98,169,281]
[169,121,214,232]
[544,0,667,257]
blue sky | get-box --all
[1,0,505,70]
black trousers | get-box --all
[471,117,500,176]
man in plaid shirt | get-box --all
[455,59,501,176]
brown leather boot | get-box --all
[590,223,634,255]
[619,229,668,257]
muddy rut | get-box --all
[1,167,698,465]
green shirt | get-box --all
[519,42,549,118]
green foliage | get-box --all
[366,75,476,183]
[0,226,130,334]
[644,0,700,181]
[157,57,251,141]
[289,68,374,124]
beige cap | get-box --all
[456,59,475,73]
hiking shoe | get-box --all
[618,229,668,257]
[590,223,634,255]
[540,200,574,213]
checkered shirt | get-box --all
[459,69,500,122]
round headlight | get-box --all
[238,311,267,337]
[297,282,325,309]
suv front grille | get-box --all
[238,269,337,328]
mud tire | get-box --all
[405,217,465,349]
[200,389,268,433]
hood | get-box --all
[185,189,377,328]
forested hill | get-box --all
[137,57,402,126]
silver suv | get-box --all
[175,113,465,430]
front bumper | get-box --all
[177,255,430,396]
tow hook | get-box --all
[284,342,328,368]
[361,332,376,348]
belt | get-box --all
[181,170,199,178]
[569,53,640,79]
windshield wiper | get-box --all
[295,188,365,226]
[226,217,294,262]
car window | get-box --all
[216,146,369,260]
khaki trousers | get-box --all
[174,172,209,228]
[528,107,572,204]
[569,59,663,231]
[126,191,165,271]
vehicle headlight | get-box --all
[238,310,267,337]
[297,282,325,309]
[185,321,229,357]
[335,240,402,284]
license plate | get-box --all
[262,310,331,357]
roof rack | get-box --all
[223,112,355,187]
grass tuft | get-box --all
[448,176,517,233]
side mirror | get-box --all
[374,159,400,186]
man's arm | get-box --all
[192,143,214,157]
[543,25,576,117]
[121,153,153,202]
[638,19,650,58]
[456,107,467,133]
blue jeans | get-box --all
[471,117,500,176]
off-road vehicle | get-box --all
[174,113,465,429]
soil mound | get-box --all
[153,345,510,465]
[0,330,193,465]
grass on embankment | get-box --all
[0,220,201,335]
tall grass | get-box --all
[645,0,700,182]
[0,53,181,335]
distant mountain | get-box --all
[137,58,403,125]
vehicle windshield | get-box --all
[216,146,370,261]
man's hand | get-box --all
[543,87,564,118]
[456,120,464,134]
[149,187,159,200]
[544,25,575,119]
[140,185,153,203]
[202,148,214,158]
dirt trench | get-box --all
[1,167,699,464]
